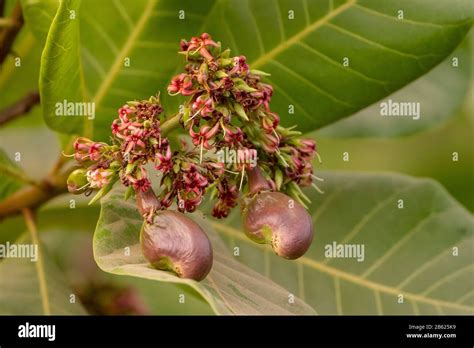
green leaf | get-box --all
[39,0,91,136]
[93,189,316,315]
[39,0,472,139]
[0,149,26,201]
[39,0,216,140]
[233,102,249,121]
[0,233,87,315]
[209,171,474,314]
[201,0,472,132]
[317,32,472,137]
[20,0,59,44]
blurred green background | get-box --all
[0,0,472,315]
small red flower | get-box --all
[261,112,279,134]
[155,145,173,173]
[230,56,249,76]
[168,74,197,96]
[189,122,220,149]
[192,95,214,117]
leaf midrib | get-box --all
[210,221,474,312]
[249,0,356,68]
[91,0,157,110]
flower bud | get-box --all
[140,211,213,281]
[241,191,313,259]
[67,168,89,194]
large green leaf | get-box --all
[39,0,91,135]
[39,0,215,139]
[38,0,472,139]
[202,0,472,132]
[21,0,59,44]
[0,233,87,314]
[318,32,472,137]
[93,189,316,315]
[208,171,474,314]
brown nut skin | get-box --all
[242,191,313,260]
[140,210,213,281]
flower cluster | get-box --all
[158,152,224,214]
[68,96,166,203]
[168,33,279,155]
[67,137,119,200]
[167,32,320,210]
[111,95,165,193]
[68,33,321,219]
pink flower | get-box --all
[88,143,103,161]
[168,74,197,96]
[177,187,203,213]
[128,177,150,192]
[299,139,316,157]
[118,105,132,121]
[123,129,146,155]
[261,112,279,133]
[261,133,280,153]
[86,168,113,188]
[222,124,243,146]
[192,95,214,117]
[189,122,220,149]
[182,164,208,189]
[252,83,273,111]
[212,179,238,218]
[155,145,173,173]
[230,56,249,76]
[74,137,104,162]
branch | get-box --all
[0,1,23,65]
[161,112,181,135]
[0,169,69,220]
[0,90,40,126]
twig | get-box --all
[0,18,15,28]
[0,112,182,220]
[22,208,51,315]
[0,169,69,220]
[0,90,40,126]
[0,1,23,65]
[161,112,181,134]
[0,160,38,186]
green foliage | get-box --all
[0,150,24,200]
[0,0,472,315]
[210,171,474,314]
[0,234,87,314]
[319,34,472,137]
[40,0,89,135]
[34,0,473,139]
